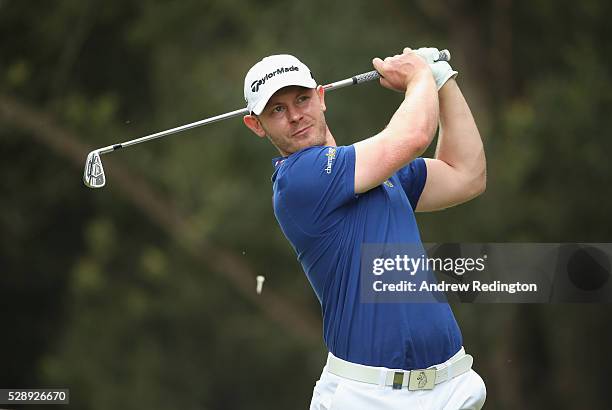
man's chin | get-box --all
[281,136,327,156]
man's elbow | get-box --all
[382,128,432,164]
[469,169,487,198]
[412,137,431,159]
[467,149,487,198]
[411,128,435,158]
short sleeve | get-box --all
[396,158,427,209]
[275,145,356,230]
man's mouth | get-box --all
[292,125,312,137]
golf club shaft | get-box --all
[98,107,249,154]
[96,49,450,155]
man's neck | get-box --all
[277,129,337,157]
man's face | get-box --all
[245,86,329,156]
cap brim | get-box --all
[251,78,317,115]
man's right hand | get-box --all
[372,47,431,93]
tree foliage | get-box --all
[1,0,611,408]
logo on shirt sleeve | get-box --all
[324,147,337,174]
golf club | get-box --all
[83,50,450,188]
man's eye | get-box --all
[298,95,310,103]
[272,106,284,113]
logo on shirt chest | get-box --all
[383,179,394,188]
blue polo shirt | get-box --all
[271,145,462,370]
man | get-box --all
[243,48,486,409]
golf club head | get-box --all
[83,150,106,188]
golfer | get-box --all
[243,48,486,409]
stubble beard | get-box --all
[268,115,329,156]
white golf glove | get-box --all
[414,47,458,90]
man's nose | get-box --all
[287,106,303,122]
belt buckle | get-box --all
[392,372,405,390]
[408,368,436,391]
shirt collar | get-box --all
[270,146,321,182]
[271,156,287,168]
[271,156,287,183]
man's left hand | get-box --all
[414,47,458,90]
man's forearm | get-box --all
[435,80,485,183]
[355,49,439,193]
[383,70,439,160]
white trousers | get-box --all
[310,349,486,410]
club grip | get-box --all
[438,49,451,62]
[353,49,451,85]
[354,70,381,84]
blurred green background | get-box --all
[1,0,611,409]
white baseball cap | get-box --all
[244,54,317,115]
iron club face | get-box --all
[83,150,106,188]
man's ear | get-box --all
[243,114,266,138]
[316,85,327,112]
